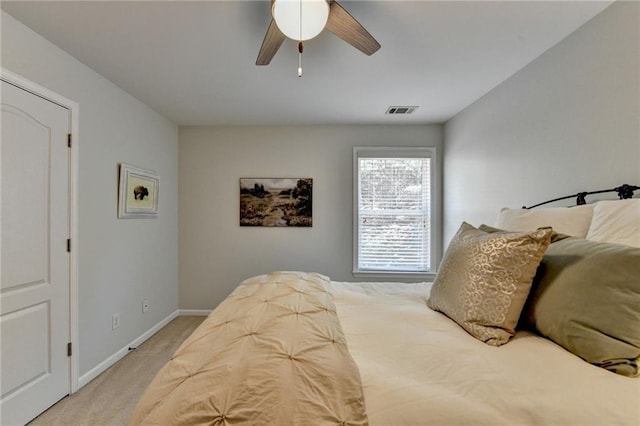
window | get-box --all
[353,147,437,276]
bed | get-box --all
[129,189,640,426]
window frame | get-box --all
[352,146,439,279]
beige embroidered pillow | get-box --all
[427,222,553,346]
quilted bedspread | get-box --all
[129,271,368,426]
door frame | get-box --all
[1,68,81,394]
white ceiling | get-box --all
[2,1,612,126]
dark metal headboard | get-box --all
[523,184,639,209]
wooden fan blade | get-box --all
[325,1,380,56]
[256,19,286,65]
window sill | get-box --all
[352,270,436,281]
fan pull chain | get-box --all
[298,0,303,77]
[298,41,303,77]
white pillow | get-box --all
[496,204,594,237]
[586,199,640,247]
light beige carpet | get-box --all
[29,316,205,426]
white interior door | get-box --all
[1,80,71,425]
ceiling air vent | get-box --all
[386,106,419,115]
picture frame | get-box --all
[118,163,159,218]
[240,178,312,227]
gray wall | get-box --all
[179,125,443,309]
[443,1,640,245]
[2,11,180,375]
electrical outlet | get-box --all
[112,313,120,330]
[142,299,150,313]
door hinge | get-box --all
[67,342,72,357]
[67,133,72,148]
[67,239,71,252]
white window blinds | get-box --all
[354,148,433,273]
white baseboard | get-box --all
[178,309,211,316]
[77,310,179,390]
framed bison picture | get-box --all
[118,163,159,218]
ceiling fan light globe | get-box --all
[272,0,329,41]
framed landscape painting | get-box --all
[118,163,159,218]
[240,178,312,227]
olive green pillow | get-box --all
[522,237,640,377]
[478,224,570,243]
[427,222,553,346]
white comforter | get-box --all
[330,281,640,426]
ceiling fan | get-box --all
[256,0,381,70]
